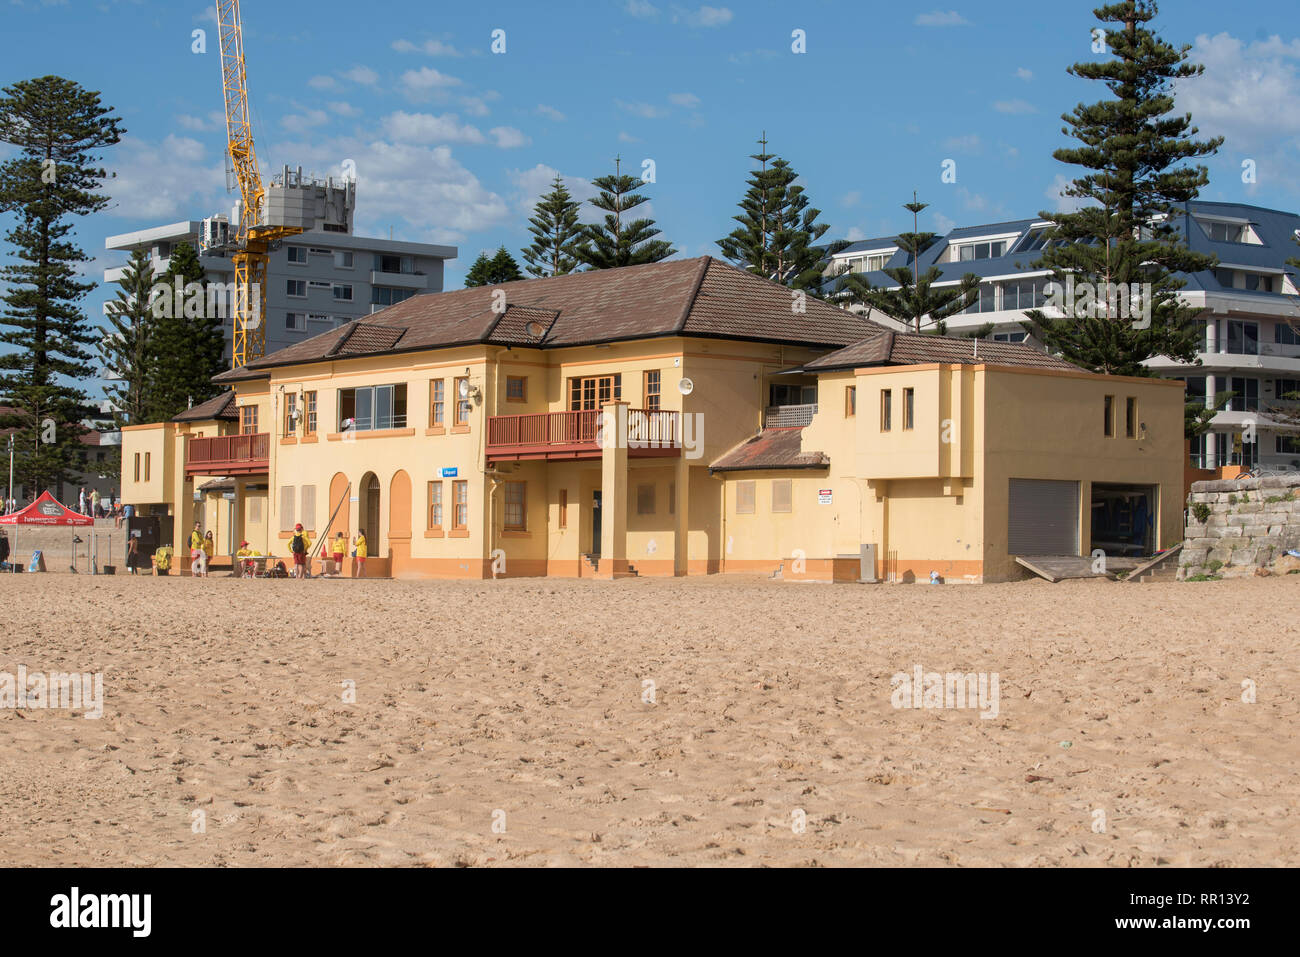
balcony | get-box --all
[765,404,818,428]
[370,270,429,290]
[486,409,681,461]
[186,433,270,476]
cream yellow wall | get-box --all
[119,423,175,506]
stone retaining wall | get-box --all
[1180,475,1300,580]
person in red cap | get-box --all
[288,523,312,579]
[236,540,256,579]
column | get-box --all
[598,402,631,579]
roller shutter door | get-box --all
[1008,479,1079,555]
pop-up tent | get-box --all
[0,491,93,572]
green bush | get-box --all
[1192,503,1211,523]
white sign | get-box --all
[818,489,833,505]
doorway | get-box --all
[591,490,602,557]
[362,472,380,552]
[1090,483,1156,557]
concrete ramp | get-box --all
[1015,555,1118,583]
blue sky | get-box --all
[4,0,1300,321]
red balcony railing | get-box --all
[486,409,681,460]
[186,432,270,475]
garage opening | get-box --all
[1008,479,1080,555]
[1090,483,1156,557]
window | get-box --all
[992,331,1028,343]
[286,279,306,298]
[300,485,316,530]
[771,479,792,514]
[377,254,402,274]
[454,377,470,426]
[568,374,622,411]
[1277,435,1300,455]
[337,384,408,431]
[1019,227,1054,252]
[1200,219,1247,244]
[283,393,297,436]
[371,286,416,308]
[280,486,295,531]
[1125,397,1138,438]
[1276,324,1300,347]
[880,389,893,432]
[1227,377,1259,413]
[865,252,892,271]
[240,405,259,435]
[133,453,140,482]
[501,482,526,531]
[1181,376,1208,407]
[322,222,346,233]
[144,453,150,481]
[334,250,353,269]
[286,312,305,331]
[637,484,656,515]
[430,379,445,428]
[954,239,1008,262]
[1225,320,1259,356]
[903,388,915,431]
[1104,395,1115,437]
[735,480,756,515]
[558,489,568,528]
[333,284,353,302]
[1275,379,1300,401]
[304,392,317,435]
[453,481,468,531]
[427,481,443,530]
[287,246,307,265]
[845,386,856,417]
[506,376,527,403]
[644,370,661,410]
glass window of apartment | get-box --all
[1244,273,1276,293]
[644,370,661,410]
[1019,227,1053,252]
[956,239,1008,261]
[287,279,306,298]
[1225,320,1258,355]
[1277,435,1300,455]
[338,384,408,431]
[333,284,353,302]
[452,481,468,530]
[866,252,892,271]
[287,246,307,265]
[735,481,756,515]
[285,312,305,331]
[240,405,259,435]
[334,250,353,269]
[1125,397,1138,438]
[283,393,297,437]
[454,377,470,426]
[376,254,401,274]
[880,389,893,431]
[1202,220,1247,243]
[845,386,856,417]
[903,388,915,430]
[1227,377,1259,412]
[992,331,1028,343]
[430,379,445,428]
[304,392,317,435]
[506,376,527,403]
[1181,376,1208,406]
[133,453,140,482]
[1276,323,1300,347]
[1188,433,1208,468]
[771,479,792,514]
[1214,267,1236,290]
[372,286,415,308]
[1275,379,1300,401]
[636,484,655,515]
[1104,395,1115,437]
[504,482,526,530]
[428,482,443,531]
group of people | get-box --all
[231,525,369,579]
[188,523,216,577]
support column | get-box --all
[673,455,690,576]
[598,402,631,579]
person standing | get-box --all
[202,531,215,578]
[189,522,204,577]
[353,530,367,579]
[330,531,347,576]
[289,523,312,579]
[78,487,86,515]
[90,488,100,518]
[126,536,139,575]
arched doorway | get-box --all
[327,472,351,542]
[361,472,381,554]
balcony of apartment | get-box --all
[764,404,818,428]
[1150,342,1300,375]
[486,409,681,461]
[186,433,270,476]
[369,269,428,290]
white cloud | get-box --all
[328,101,362,118]
[104,134,225,222]
[668,92,701,108]
[342,66,379,86]
[932,212,956,233]
[841,190,861,208]
[625,0,658,17]
[508,164,597,216]
[1045,174,1087,214]
[616,99,669,119]
[1015,67,1033,81]
[490,127,531,149]
[400,66,463,95]
[308,75,337,90]
[681,5,733,27]
[845,227,866,242]
[942,133,981,153]
[536,104,567,122]
[618,131,641,143]
[281,109,329,134]
[459,96,492,117]
[175,113,210,132]
[381,111,485,145]
[391,38,462,56]
[993,99,1036,114]
[915,10,970,27]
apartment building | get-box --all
[103,220,457,364]
[118,257,1183,582]
[825,201,1300,477]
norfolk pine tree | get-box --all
[100,247,155,427]
[575,158,675,270]
[0,75,123,495]
[145,241,223,420]
[521,176,582,278]
[464,246,524,286]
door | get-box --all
[363,473,381,552]
[1008,479,1079,555]
[591,490,602,557]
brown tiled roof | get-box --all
[803,330,1080,372]
[330,323,407,356]
[172,391,238,422]
[709,427,830,473]
[214,257,886,381]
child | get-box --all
[331,531,347,576]
[153,545,172,576]
[353,529,367,579]
[202,531,215,578]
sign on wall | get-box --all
[441,467,459,478]
[818,489,833,505]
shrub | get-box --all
[1192,503,1211,523]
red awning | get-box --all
[0,491,94,527]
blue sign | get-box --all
[441,467,458,478]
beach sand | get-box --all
[1,572,1296,867]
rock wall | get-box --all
[1180,475,1300,579]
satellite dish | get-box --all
[526,320,546,339]
[677,377,695,396]
[458,378,470,399]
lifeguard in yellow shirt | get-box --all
[353,530,367,579]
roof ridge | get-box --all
[675,256,712,334]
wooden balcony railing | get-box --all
[486,409,681,460]
[186,432,270,475]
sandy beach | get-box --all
[1,571,1296,867]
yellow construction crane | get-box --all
[214,0,303,368]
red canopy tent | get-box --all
[0,491,92,572]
